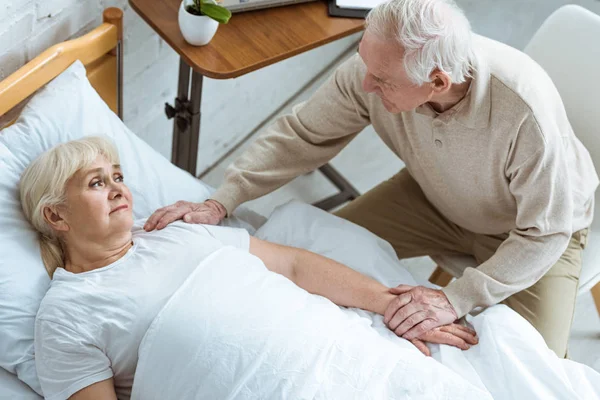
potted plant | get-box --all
[178,0,232,46]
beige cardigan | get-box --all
[211,35,598,317]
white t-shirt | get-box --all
[35,220,250,400]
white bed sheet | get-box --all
[8,199,600,399]
[131,201,600,400]
[0,367,41,400]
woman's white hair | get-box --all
[19,136,120,278]
[366,0,475,85]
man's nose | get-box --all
[362,74,376,93]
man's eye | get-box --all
[374,76,389,86]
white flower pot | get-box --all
[178,1,219,46]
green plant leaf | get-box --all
[200,3,232,24]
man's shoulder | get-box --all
[333,54,369,98]
[478,35,564,124]
[332,53,386,116]
[336,53,366,80]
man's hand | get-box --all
[383,285,458,340]
[409,323,478,357]
[144,200,227,231]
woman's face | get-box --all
[57,156,134,241]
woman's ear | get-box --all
[429,69,452,94]
[43,206,69,233]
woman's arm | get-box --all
[249,237,479,355]
[249,237,396,315]
[69,378,117,400]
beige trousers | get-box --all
[335,169,586,358]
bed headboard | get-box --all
[0,7,123,121]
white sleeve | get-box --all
[198,225,250,251]
[35,319,113,400]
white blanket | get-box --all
[131,248,600,399]
[132,248,490,400]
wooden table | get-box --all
[129,0,365,209]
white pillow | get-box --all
[255,200,417,289]
[0,60,264,394]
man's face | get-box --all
[358,30,435,113]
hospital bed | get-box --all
[1,6,599,400]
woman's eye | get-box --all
[90,180,103,187]
[115,175,124,182]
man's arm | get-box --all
[249,236,393,314]
[443,116,576,318]
[383,114,587,340]
[144,55,370,231]
[210,54,370,216]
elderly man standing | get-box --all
[146,0,598,358]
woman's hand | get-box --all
[407,323,478,356]
[144,199,227,231]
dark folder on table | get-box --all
[327,0,384,18]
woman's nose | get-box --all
[108,183,124,199]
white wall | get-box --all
[0,0,360,175]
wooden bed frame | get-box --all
[0,8,123,121]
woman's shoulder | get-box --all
[37,281,85,320]
[37,273,108,335]
[36,292,89,344]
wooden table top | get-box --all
[129,0,365,79]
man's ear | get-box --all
[43,206,69,233]
[429,69,452,94]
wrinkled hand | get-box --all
[409,323,478,357]
[144,200,227,231]
[383,285,458,340]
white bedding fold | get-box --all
[131,202,600,399]
[132,247,490,400]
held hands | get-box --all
[384,285,458,339]
[384,285,466,353]
[409,324,478,356]
[144,199,227,231]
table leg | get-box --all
[313,163,360,210]
[187,70,203,175]
[166,58,203,176]
[169,59,188,167]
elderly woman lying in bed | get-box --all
[20,136,477,400]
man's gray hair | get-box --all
[366,0,475,85]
